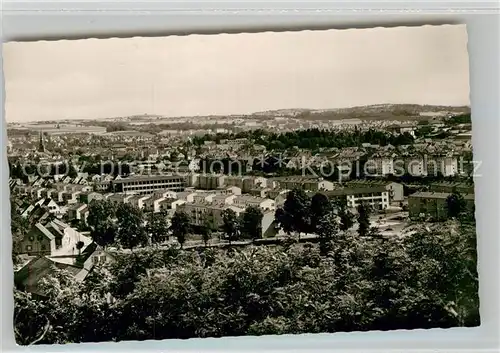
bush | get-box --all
[14,220,479,344]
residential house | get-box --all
[142,190,178,213]
[67,203,89,223]
[16,222,61,256]
[15,233,113,298]
[175,191,198,203]
[408,191,475,221]
[128,194,151,210]
[62,190,81,204]
[387,123,417,137]
[249,186,272,198]
[107,193,135,205]
[157,197,186,213]
[41,198,61,215]
[213,194,237,205]
[193,192,217,203]
[216,186,242,196]
[79,191,104,204]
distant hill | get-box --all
[19,104,470,125]
[251,104,471,121]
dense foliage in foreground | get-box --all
[14,220,479,345]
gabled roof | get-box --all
[34,223,55,240]
[42,198,56,207]
[46,222,65,238]
[14,255,91,297]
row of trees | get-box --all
[12,184,479,344]
[170,205,265,247]
[86,199,267,250]
[86,188,371,252]
[192,128,415,150]
[9,161,78,182]
[275,189,378,254]
[14,217,479,344]
[87,200,161,249]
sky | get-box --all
[3,24,470,123]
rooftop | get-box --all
[235,195,270,203]
[409,191,475,200]
[315,186,388,197]
[112,174,186,184]
[35,223,55,240]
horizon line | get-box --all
[6,102,471,125]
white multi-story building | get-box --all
[366,153,397,176]
[344,180,404,203]
[404,156,427,177]
[197,174,226,190]
[425,155,459,177]
[324,186,390,210]
[111,175,186,195]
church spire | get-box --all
[38,130,45,153]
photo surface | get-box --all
[4,24,479,345]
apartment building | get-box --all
[427,181,475,194]
[365,153,396,176]
[408,191,475,221]
[322,186,390,210]
[402,154,459,177]
[404,156,427,176]
[111,175,186,195]
[184,173,200,188]
[273,177,334,192]
[177,201,277,238]
[225,176,268,193]
[198,174,226,190]
[425,155,459,177]
[232,195,276,212]
[344,180,404,202]
[177,202,244,228]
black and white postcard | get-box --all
[4,24,479,345]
